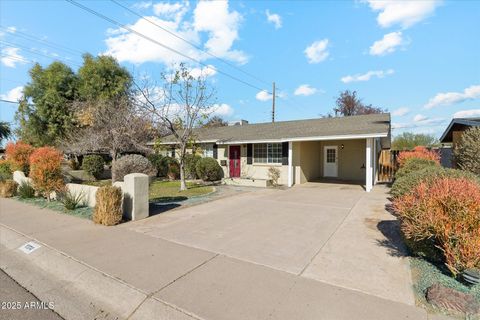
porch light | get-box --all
[341,144,344,149]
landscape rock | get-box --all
[426,283,479,315]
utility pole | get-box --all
[272,82,276,123]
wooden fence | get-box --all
[377,150,399,183]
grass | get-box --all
[410,257,480,317]
[149,180,214,203]
[16,196,92,220]
[82,179,112,187]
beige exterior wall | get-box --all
[292,139,366,184]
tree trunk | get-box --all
[179,158,187,191]
[111,153,117,183]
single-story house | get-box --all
[439,117,480,146]
[151,113,391,192]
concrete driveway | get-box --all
[128,182,414,306]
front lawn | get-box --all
[149,180,214,203]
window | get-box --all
[326,149,336,163]
[202,144,214,158]
[253,143,282,164]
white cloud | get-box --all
[453,109,480,118]
[256,90,272,101]
[133,1,152,10]
[366,0,441,29]
[341,69,394,83]
[294,84,317,96]
[392,107,410,117]
[425,85,480,109]
[266,10,282,29]
[210,103,234,117]
[193,0,247,64]
[369,32,404,56]
[104,0,247,65]
[1,47,26,68]
[0,86,23,101]
[304,39,329,64]
[413,114,428,122]
[153,2,188,22]
[189,65,217,78]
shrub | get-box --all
[196,157,223,181]
[5,141,35,174]
[17,181,35,199]
[167,159,180,180]
[395,158,439,179]
[147,153,166,177]
[185,154,201,179]
[268,167,281,186]
[397,146,440,168]
[454,127,480,175]
[0,160,12,181]
[59,189,84,210]
[29,147,64,201]
[93,186,123,226]
[394,178,480,274]
[390,166,479,199]
[0,179,18,197]
[82,155,105,179]
[112,154,157,182]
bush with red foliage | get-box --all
[29,147,64,201]
[394,178,480,275]
[397,146,440,168]
[5,141,35,174]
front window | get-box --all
[202,144,214,158]
[253,143,282,164]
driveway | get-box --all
[128,182,415,305]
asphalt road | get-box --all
[0,269,63,320]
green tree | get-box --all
[15,62,78,146]
[392,132,438,150]
[77,54,132,101]
[0,121,11,143]
[202,116,228,128]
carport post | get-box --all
[288,141,293,187]
[366,138,373,192]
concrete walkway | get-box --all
[0,188,426,320]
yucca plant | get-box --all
[60,189,85,211]
[18,181,35,199]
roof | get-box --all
[439,117,480,143]
[155,113,391,145]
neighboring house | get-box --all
[439,117,480,147]
[439,117,480,168]
[151,113,391,192]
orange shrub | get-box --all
[397,146,440,167]
[394,178,480,274]
[29,147,64,201]
[5,141,35,174]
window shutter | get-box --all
[213,144,218,159]
[282,142,289,165]
[247,144,253,164]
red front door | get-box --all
[229,146,241,178]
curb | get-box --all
[0,224,200,320]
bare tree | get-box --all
[62,97,154,182]
[135,63,216,191]
[334,90,385,116]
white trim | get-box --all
[366,138,373,192]
[217,132,388,145]
[373,138,377,185]
[150,132,389,146]
[287,141,293,187]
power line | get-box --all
[0,40,83,67]
[0,26,83,56]
[65,0,272,94]
[109,0,271,88]
[0,53,33,64]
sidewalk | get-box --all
[0,198,427,320]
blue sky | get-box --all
[1,0,479,139]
